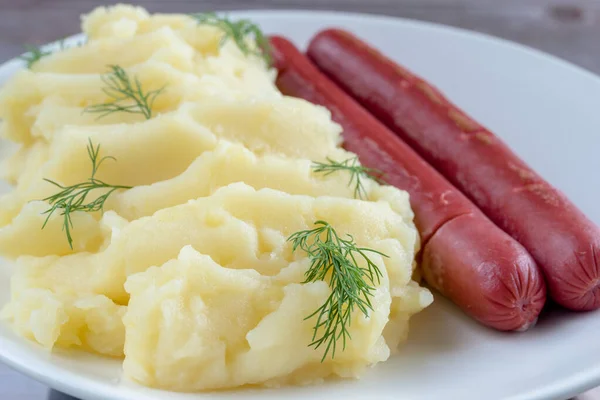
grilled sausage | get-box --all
[270,35,546,330]
[307,29,600,311]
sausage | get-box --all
[270,36,546,331]
[307,29,600,311]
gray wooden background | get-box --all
[2,0,600,73]
[1,0,600,399]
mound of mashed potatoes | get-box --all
[0,4,432,391]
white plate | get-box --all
[1,10,600,400]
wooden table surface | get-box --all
[2,0,600,73]
[1,0,600,399]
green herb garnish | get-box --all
[191,12,271,65]
[19,39,86,69]
[42,139,132,249]
[288,221,386,361]
[312,157,383,200]
[20,45,52,69]
[84,65,165,120]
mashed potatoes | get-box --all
[0,4,432,391]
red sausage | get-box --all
[307,29,600,311]
[270,36,546,331]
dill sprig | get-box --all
[191,12,271,65]
[288,220,386,361]
[42,139,132,249]
[84,65,165,119]
[19,39,86,69]
[20,45,52,69]
[312,157,384,200]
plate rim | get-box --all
[1,8,599,400]
[240,9,600,83]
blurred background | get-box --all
[0,0,599,399]
[1,0,600,73]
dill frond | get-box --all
[84,65,165,120]
[191,12,271,65]
[42,139,132,249]
[288,220,386,361]
[19,45,52,69]
[312,157,384,200]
